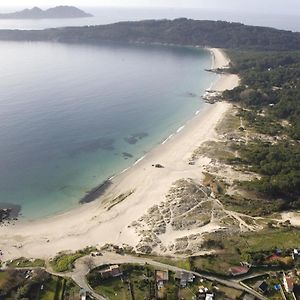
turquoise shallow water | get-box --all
[0,41,216,219]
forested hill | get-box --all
[0,19,300,50]
[0,6,92,19]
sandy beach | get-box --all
[0,48,240,260]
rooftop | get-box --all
[156,270,169,282]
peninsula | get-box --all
[0,6,93,19]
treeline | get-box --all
[224,51,300,139]
[224,51,300,203]
[230,141,300,203]
[0,19,300,50]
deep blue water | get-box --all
[0,41,215,218]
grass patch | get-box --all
[192,252,241,276]
[216,109,241,135]
[7,257,45,268]
[88,264,155,300]
[244,229,300,252]
[0,271,10,288]
[220,193,284,216]
[88,264,180,300]
[50,246,97,272]
[94,277,132,300]
[193,141,237,162]
[136,254,191,271]
[40,276,60,300]
[191,228,300,276]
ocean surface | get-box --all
[0,7,299,32]
[0,41,216,218]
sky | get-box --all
[0,0,300,15]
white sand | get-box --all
[0,48,239,260]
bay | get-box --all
[0,41,215,218]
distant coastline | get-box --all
[0,19,299,51]
[0,6,93,19]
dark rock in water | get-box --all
[184,92,197,98]
[122,152,133,159]
[133,132,149,140]
[79,180,112,204]
[124,136,138,145]
[94,138,115,151]
[124,132,149,144]
[70,137,115,156]
[0,203,21,222]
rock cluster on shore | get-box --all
[0,208,12,223]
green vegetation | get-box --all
[225,50,300,139]
[220,193,284,216]
[0,268,79,300]
[0,270,10,288]
[88,264,157,300]
[232,141,300,202]
[1,19,300,51]
[87,263,239,299]
[216,108,241,134]
[50,246,97,272]
[191,228,300,276]
[7,257,45,268]
[222,50,300,205]
[138,254,191,271]
[38,276,63,300]
[0,265,69,299]
[243,274,289,300]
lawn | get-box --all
[138,254,191,271]
[244,229,300,252]
[94,278,132,300]
[40,277,57,300]
[31,276,65,300]
[178,287,196,299]
[218,285,243,299]
[192,252,241,276]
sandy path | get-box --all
[0,48,239,260]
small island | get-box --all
[0,6,93,19]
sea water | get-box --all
[0,41,216,218]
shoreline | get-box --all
[68,46,228,209]
[71,46,216,209]
[0,48,240,260]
